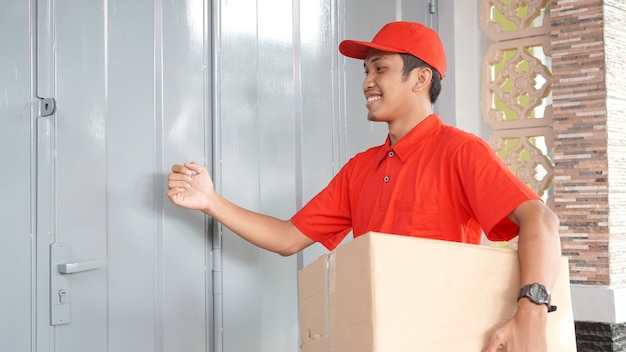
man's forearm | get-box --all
[204,192,314,256]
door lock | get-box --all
[58,289,68,304]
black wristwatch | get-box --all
[517,283,557,313]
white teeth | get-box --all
[367,96,381,103]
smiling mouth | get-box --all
[366,95,381,105]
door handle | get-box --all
[58,258,108,274]
[50,243,108,325]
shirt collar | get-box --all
[376,114,443,165]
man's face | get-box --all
[362,50,416,123]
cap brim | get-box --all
[339,40,407,59]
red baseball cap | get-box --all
[339,21,446,79]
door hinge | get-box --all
[429,0,437,14]
[212,248,222,296]
[39,97,56,117]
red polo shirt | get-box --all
[291,114,540,251]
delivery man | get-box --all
[167,21,562,352]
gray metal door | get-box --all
[34,0,212,351]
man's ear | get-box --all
[413,67,433,92]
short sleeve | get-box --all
[453,138,541,242]
[291,160,355,251]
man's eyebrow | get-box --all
[363,56,382,68]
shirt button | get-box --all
[388,151,395,157]
[384,176,390,183]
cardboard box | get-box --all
[298,232,576,352]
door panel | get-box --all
[105,0,159,350]
[36,0,212,351]
[53,2,108,349]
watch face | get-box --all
[530,283,549,303]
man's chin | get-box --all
[367,113,385,122]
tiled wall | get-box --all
[551,0,611,285]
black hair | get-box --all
[400,53,442,104]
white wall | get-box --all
[438,0,489,138]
